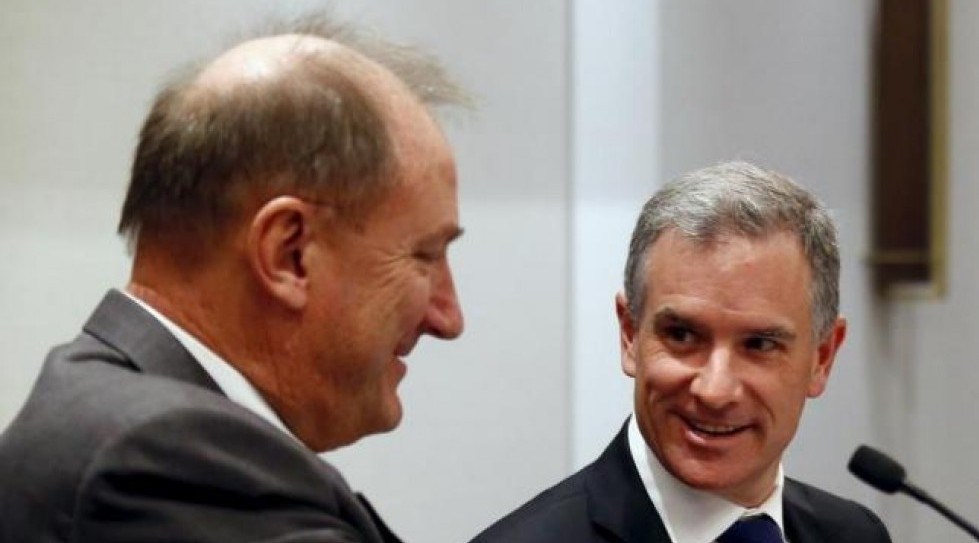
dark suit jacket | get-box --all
[470,422,891,543]
[0,290,402,543]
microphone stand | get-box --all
[899,480,979,540]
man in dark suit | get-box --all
[0,15,466,543]
[472,162,891,543]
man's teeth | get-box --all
[689,421,744,435]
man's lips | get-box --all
[680,415,752,437]
[395,337,419,358]
[393,357,407,377]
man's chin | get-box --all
[665,456,777,506]
[297,399,402,452]
[381,400,404,432]
[365,398,405,436]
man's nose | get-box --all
[423,261,464,339]
[689,346,742,409]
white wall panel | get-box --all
[569,0,662,470]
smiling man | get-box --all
[471,162,891,543]
[0,15,466,543]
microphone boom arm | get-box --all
[849,445,979,541]
[900,480,979,540]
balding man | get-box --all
[0,16,466,543]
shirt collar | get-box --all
[627,414,786,543]
[124,291,299,443]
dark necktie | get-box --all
[717,514,784,543]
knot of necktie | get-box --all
[717,514,783,543]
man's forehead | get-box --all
[643,227,810,286]
[651,227,804,256]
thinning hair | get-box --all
[623,161,841,339]
[118,14,469,249]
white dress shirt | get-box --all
[627,415,787,543]
[125,291,299,443]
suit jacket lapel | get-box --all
[584,421,672,542]
[783,479,827,543]
[583,423,841,543]
[356,494,404,543]
[82,289,221,394]
[83,292,400,543]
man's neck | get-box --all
[123,290,300,443]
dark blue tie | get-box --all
[717,515,783,543]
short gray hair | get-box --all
[623,161,840,339]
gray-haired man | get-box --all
[472,162,891,543]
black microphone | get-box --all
[848,445,979,541]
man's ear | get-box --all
[616,292,639,378]
[807,316,847,398]
[246,196,317,311]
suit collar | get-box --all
[82,289,221,394]
[584,420,672,542]
[585,421,844,543]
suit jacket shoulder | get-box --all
[470,423,670,543]
[471,469,593,543]
[72,394,371,543]
[471,421,891,543]
[0,290,391,543]
[784,478,891,543]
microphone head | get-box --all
[848,445,906,494]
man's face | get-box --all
[617,229,845,506]
[294,111,464,450]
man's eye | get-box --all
[413,249,441,263]
[663,326,696,345]
[744,336,778,352]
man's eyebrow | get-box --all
[747,326,796,341]
[420,225,464,246]
[650,308,796,341]
[651,307,691,326]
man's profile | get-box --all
[471,161,891,543]
[0,14,466,543]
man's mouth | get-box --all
[395,337,419,358]
[684,418,750,437]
